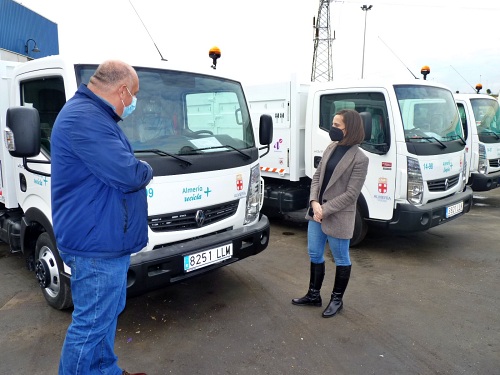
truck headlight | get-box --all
[461,157,468,186]
[478,144,487,174]
[407,157,423,205]
[244,164,261,224]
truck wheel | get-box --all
[350,207,368,247]
[35,233,73,310]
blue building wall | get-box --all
[0,0,59,58]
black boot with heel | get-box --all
[322,265,351,318]
[292,262,325,307]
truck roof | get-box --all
[11,54,242,84]
[308,78,454,92]
[454,93,497,100]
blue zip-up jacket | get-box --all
[51,84,153,258]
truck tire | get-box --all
[350,207,368,247]
[35,233,73,310]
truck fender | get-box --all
[351,193,369,247]
[21,207,56,263]
[356,193,369,219]
[22,207,72,310]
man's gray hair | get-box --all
[90,60,135,91]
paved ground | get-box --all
[0,189,499,374]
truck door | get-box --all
[13,75,66,209]
[307,88,398,221]
[455,100,474,177]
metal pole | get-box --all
[361,5,372,79]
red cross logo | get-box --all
[378,178,388,194]
[236,174,243,191]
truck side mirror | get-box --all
[259,114,273,146]
[5,107,41,157]
[258,114,273,158]
[359,111,372,141]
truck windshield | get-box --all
[395,85,463,143]
[469,98,500,136]
[76,65,255,155]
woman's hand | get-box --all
[311,200,323,222]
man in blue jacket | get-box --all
[51,60,153,375]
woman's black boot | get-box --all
[322,265,351,318]
[292,262,325,307]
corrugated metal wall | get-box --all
[0,0,59,59]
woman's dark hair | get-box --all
[336,109,365,146]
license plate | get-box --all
[446,201,463,218]
[184,243,233,272]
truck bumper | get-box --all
[383,187,473,232]
[469,171,500,191]
[126,214,270,296]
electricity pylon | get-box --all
[311,0,335,82]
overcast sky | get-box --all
[17,0,500,94]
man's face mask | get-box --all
[121,86,137,119]
[329,126,344,142]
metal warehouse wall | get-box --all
[0,0,58,59]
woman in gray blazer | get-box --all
[292,109,369,318]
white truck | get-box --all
[0,55,273,310]
[245,76,473,246]
[454,93,500,191]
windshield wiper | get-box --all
[479,129,500,139]
[135,149,192,165]
[187,145,251,160]
[456,133,466,145]
[442,134,466,145]
[405,136,447,148]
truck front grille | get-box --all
[427,174,459,192]
[148,200,239,232]
[489,158,500,168]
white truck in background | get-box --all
[0,55,273,310]
[454,93,500,191]
[245,76,473,246]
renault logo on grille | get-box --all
[195,210,206,227]
[444,178,449,190]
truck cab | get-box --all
[454,93,500,191]
[246,77,473,246]
[1,56,273,309]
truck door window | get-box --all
[20,77,66,155]
[456,103,469,139]
[319,92,389,153]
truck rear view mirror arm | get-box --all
[22,158,51,177]
[259,144,271,158]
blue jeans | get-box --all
[59,253,130,375]
[307,220,351,266]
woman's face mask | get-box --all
[329,126,344,142]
